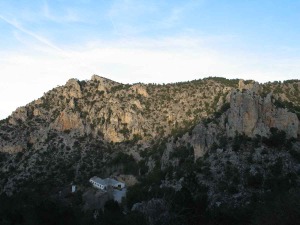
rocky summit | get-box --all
[1,75,300,225]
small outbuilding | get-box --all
[72,185,76,193]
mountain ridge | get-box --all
[0,75,300,224]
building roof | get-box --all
[90,176,107,186]
[104,178,123,186]
[90,176,124,187]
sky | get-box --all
[1,0,300,119]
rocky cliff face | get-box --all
[227,88,298,139]
[187,80,300,159]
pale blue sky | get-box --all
[1,0,300,119]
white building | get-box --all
[89,177,108,190]
[89,176,125,191]
[89,176,127,203]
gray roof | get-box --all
[104,178,122,186]
[90,176,107,186]
[90,176,124,186]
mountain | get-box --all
[0,75,300,225]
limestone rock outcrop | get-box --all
[238,79,261,93]
[9,107,28,125]
[52,110,84,133]
[190,85,299,159]
[130,84,149,97]
[64,79,82,98]
[226,89,299,138]
[1,145,23,154]
[91,75,120,92]
[191,123,220,159]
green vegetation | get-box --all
[262,128,296,149]
[204,76,239,87]
[109,152,139,175]
[232,132,250,151]
[283,79,300,84]
[214,102,230,118]
[0,190,83,225]
[0,191,146,225]
[203,102,231,127]
[245,170,263,189]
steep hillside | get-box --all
[0,75,300,225]
[0,75,237,194]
